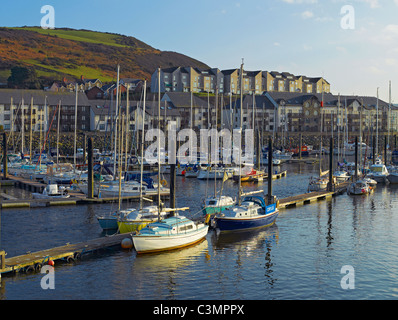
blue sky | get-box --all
[1,0,398,102]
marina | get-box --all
[1,158,398,300]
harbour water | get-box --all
[1,160,398,300]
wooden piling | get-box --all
[87,137,94,199]
[355,136,358,181]
[328,137,333,191]
[256,130,261,169]
[267,137,274,204]
[170,164,176,209]
[2,132,7,180]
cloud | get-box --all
[368,66,384,75]
[281,0,317,3]
[301,10,314,19]
[363,0,380,8]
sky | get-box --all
[1,0,398,102]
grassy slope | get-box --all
[10,27,135,48]
[0,27,208,84]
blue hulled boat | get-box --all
[213,196,278,232]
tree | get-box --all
[7,66,41,89]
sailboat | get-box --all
[307,85,330,192]
[117,79,169,233]
[132,69,208,253]
[213,60,279,232]
[97,65,128,230]
[201,90,235,215]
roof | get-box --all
[0,89,91,106]
[162,92,210,109]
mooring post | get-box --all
[256,130,261,170]
[354,136,358,181]
[267,137,274,205]
[2,132,7,180]
[299,133,302,160]
[170,164,176,209]
[87,137,94,199]
[83,133,87,165]
[385,135,387,166]
[328,137,334,191]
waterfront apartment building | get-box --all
[0,89,91,134]
[0,89,396,141]
[151,67,331,95]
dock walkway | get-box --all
[0,232,134,275]
[0,175,169,208]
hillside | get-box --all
[0,27,209,86]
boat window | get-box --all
[208,200,217,205]
[179,224,194,232]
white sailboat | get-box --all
[132,68,208,253]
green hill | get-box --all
[0,27,209,86]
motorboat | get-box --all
[347,180,373,195]
[308,176,329,192]
[32,184,70,199]
[197,167,234,180]
[387,166,398,184]
[366,161,389,183]
[333,170,350,183]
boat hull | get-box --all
[133,225,209,254]
[387,173,398,184]
[97,217,118,230]
[215,211,278,232]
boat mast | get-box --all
[157,67,161,221]
[214,87,218,197]
[74,85,78,171]
[10,97,14,152]
[21,98,25,156]
[238,59,243,206]
[376,87,379,158]
[319,84,324,177]
[125,83,130,173]
[29,96,33,162]
[139,80,147,210]
[113,64,120,179]
[57,100,61,165]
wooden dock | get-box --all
[278,181,349,209]
[0,175,169,208]
[0,232,135,276]
[0,175,351,278]
[268,170,287,180]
